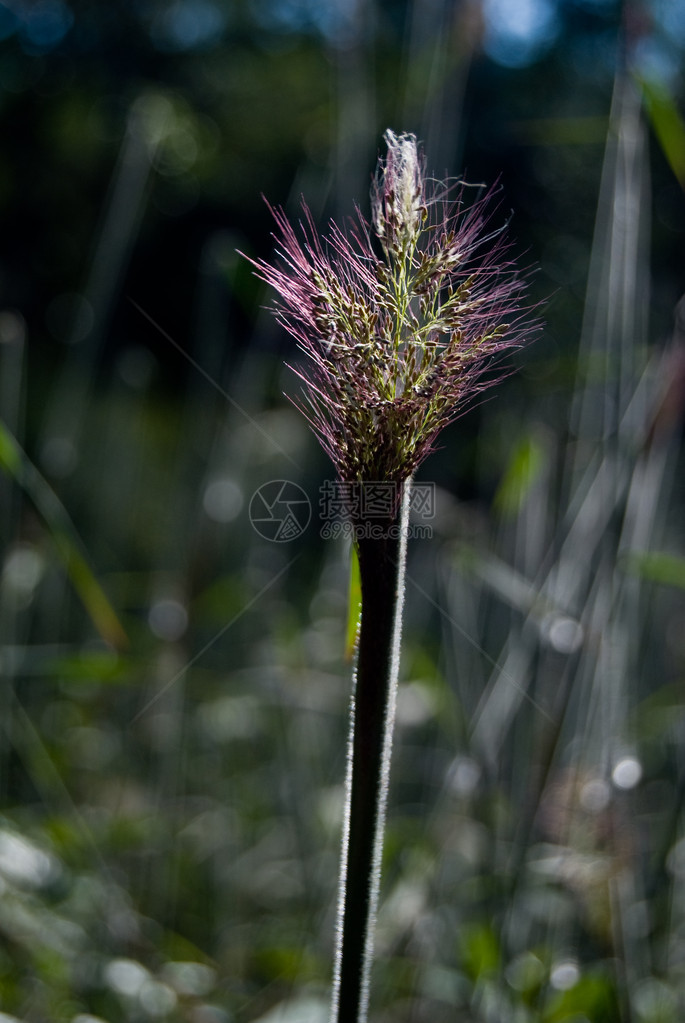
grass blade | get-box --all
[0,420,127,650]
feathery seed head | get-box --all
[372,130,426,257]
[246,131,538,483]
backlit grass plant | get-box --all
[249,130,538,1023]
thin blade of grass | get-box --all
[346,543,362,661]
[639,77,685,190]
[0,420,127,650]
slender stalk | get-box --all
[251,128,536,1019]
[331,480,411,1023]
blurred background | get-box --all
[1,0,685,1020]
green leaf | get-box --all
[345,543,361,661]
[639,77,685,190]
[0,421,22,475]
[494,434,545,515]
[45,650,126,684]
[621,551,685,590]
[0,419,127,649]
[460,923,501,980]
[543,971,619,1022]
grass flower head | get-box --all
[252,130,536,482]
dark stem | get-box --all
[331,480,411,1023]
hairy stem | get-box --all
[330,480,411,1023]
